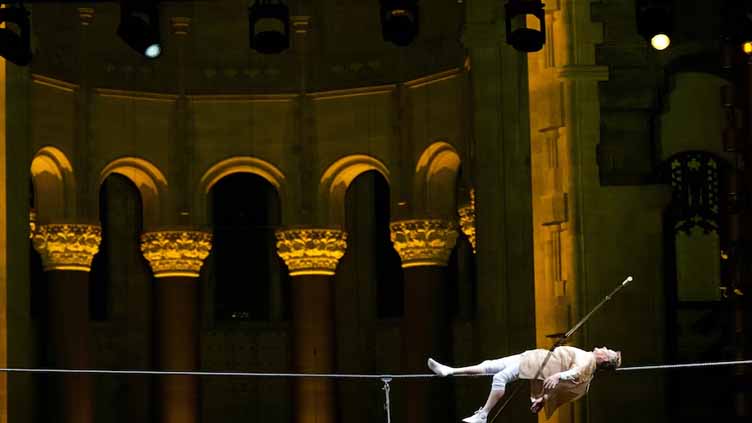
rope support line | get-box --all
[381,378,393,423]
[616,359,752,372]
[0,359,751,377]
[0,368,459,378]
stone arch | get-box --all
[319,154,391,227]
[99,157,168,230]
[197,156,287,224]
[414,141,461,218]
[30,146,76,221]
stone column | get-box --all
[275,228,347,423]
[390,219,458,423]
[31,223,102,423]
[140,230,212,423]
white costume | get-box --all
[477,346,597,418]
[429,346,601,420]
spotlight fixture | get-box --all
[0,5,31,66]
[740,14,752,55]
[637,1,672,51]
[117,1,162,59]
[743,41,752,55]
[380,0,419,47]
[504,0,546,53]
[249,0,290,54]
[650,33,670,50]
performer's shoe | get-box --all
[462,408,487,423]
[427,358,453,377]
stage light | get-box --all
[145,44,161,58]
[741,21,752,55]
[651,33,670,50]
[380,0,419,47]
[504,0,546,53]
[117,1,161,59]
[249,0,290,54]
[637,2,672,51]
[0,6,31,66]
[743,41,752,55]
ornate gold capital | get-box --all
[140,231,212,278]
[171,17,192,36]
[29,209,37,239]
[78,7,95,26]
[291,16,311,35]
[458,189,476,253]
[275,228,347,276]
[32,224,102,272]
[390,219,458,268]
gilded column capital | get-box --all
[171,17,192,36]
[390,219,459,268]
[140,230,213,278]
[32,223,102,272]
[458,189,476,253]
[29,209,37,239]
[291,16,311,35]
[78,7,95,26]
[275,228,347,277]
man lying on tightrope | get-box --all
[428,346,621,421]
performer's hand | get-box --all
[530,396,546,414]
[543,373,561,390]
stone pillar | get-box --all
[140,230,212,423]
[31,223,102,423]
[275,228,347,423]
[390,219,458,423]
[464,10,536,412]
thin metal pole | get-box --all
[488,276,632,423]
[616,359,752,372]
[382,377,393,423]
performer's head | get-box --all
[593,347,621,370]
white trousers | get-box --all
[479,354,522,391]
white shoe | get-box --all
[427,358,453,377]
[462,408,487,423]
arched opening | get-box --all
[88,173,153,422]
[98,157,167,230]
[89,174,150,321]
[334,169,404,423]
[207,173,289,322]
[415,141,461,219]
[197,156,288,228]
[30,146,75,221]
[343,170,403,319]
[319,154,391,227]
[29,177,46,320]
[448,168,477,320]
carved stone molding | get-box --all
[32,223,102,272]
[140,230,213,278]
[458,189,476,253]
[390,219,459,268]
[275,228,347,276]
